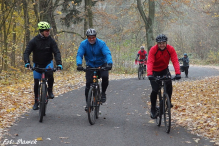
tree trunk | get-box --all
[88,0,93,28]
[136,0,155,53]
[11,22,16,67]
[23,0,30,47]
[84,0,89,37]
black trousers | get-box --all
[149,68,172,108]
[85,70,109,102]
[183,66,189,76]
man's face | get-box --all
[184,55,187,58]
[157,42,167,50]
[41,29,50,37]
[141,48,144,52]
[87,35,96,44]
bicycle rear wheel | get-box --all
[87,87,96,125]
[39,83,46,122]
[156,92,162,126]
[163,93,171,133]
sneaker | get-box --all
[33,102,39,110]
[150,107,157,119]
[170,103,173,108]
[101,93,106,103]
[85,105,88,112]
[48,88,54,99]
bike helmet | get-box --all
[184,53,187,56]
[38,21,51,30]
[86,28,97,36]
[140,46,145,49]
[156,34,168,42]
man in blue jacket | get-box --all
[76,28,113,111]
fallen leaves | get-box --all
[172,76,219,145]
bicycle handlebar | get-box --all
[82,67,108,72]
[154,76,176,81]
[31,67,57,72]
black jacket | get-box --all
[23,34,62,66]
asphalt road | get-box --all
[1,66,219,146]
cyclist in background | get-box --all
[23,21,63,110]
[178,53,189,78]
[76,28,113,111]
[147,34,181,119]
[135,46,147,71]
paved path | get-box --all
[1,66,219,146]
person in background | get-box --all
[76,28,113,111]
[178,53,189,78]
[147,34,181,119]
[23,21,63,110]
[135,46,147,70]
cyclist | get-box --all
[76,28,113,111]
[147,34,181,119]
[178,53,189,78]
[135,46,147,71]
[23,21,63,110]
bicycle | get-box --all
[137,59,146,80]
[83,67,106,125]
[31,67,56,122]
[153,75,176,133]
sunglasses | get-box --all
[44,29,50,32]
[87,36,96,40]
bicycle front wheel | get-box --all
[39,83,46,122]
[87,87,96,125]
[156,92,162,126]
[95,84,101,119]
[142,69,145,79]
[138,67,141,80]
[163,93,171,133]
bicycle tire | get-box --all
[44,87,48,116]
[87,87,96,125]
[142,68,145,79]
[138,67,141,80]
[95,84,101,119]
[163,93,171,133]
[156,92,162,126]
[39,83,46,122]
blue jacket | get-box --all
[76,38,113,67]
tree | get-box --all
[137,0,155,52]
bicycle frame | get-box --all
[154,75,174,133]
[31,67,56,122]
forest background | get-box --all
[0,0,219,76]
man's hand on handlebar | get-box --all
[77,65,84,71]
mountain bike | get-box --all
[83,67,106,125]
[137,59,146,80]
[32,67,56,122]
[154,75,176,133]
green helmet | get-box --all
[38,21,51,30]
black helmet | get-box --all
[86,28,97,36]
[156,34,168,42]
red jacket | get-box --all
[138,50,147,60]
[147,44,180,76]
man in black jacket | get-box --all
[179,53,189,78]
[23,21,63,110]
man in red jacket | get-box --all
[135,46,147,70]
[147,34,181,119]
